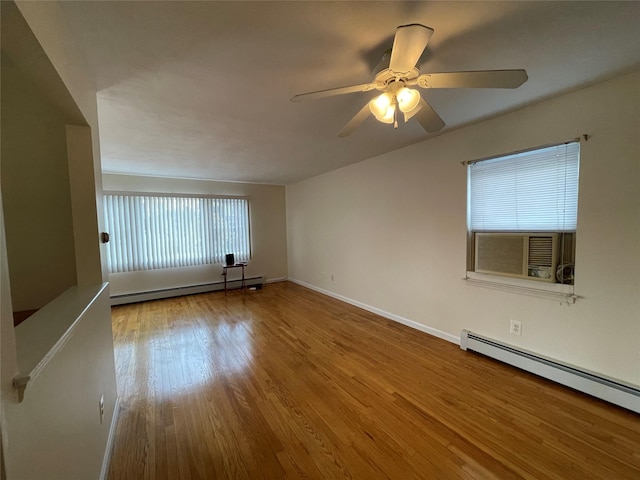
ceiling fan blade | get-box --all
[389,24,434,75]
[338,103,371,138]
[417,70,528,89]
[414,98,445,133]
[291,83,377,102]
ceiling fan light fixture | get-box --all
[403,103,423,123]
[396,87,421,113]
[369,92,394,118]
[370,93,398,124]
[292,24,528,137]
[374,104,396,124]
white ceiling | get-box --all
[58,1,640,185]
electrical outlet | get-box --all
[510,319,522,336]
[99,394,105,424]
[321,272,325,280]
[331,274,334,282]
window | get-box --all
[103,193,250,273]
[467,141,580,284]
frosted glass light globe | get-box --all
[396,87,420,113]
[369,93,393,118]
[374,104,395,124]
[370,93,396,124]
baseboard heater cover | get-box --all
[111,275,264,306]
[460,330,640,414]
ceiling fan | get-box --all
[291,24,528,137]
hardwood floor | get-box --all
[107,282,640,480]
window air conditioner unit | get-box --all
[474,233,559,282]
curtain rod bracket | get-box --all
[583,134,589,142]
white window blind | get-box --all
[469,142,580,231]
[104,194,250,273]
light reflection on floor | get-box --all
[115,318,254,399]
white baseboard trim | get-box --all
[100,396,121,480]
[287,277,459,345]
[461,330,640,413]
[265,277,288,284]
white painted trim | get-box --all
[464,271,577,304]
[100,395,120,480]
[265,277,287,284]
[288,278,459,345]
[110,275,265,305]
[14,283,110,400]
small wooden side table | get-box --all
[222,263,247,295]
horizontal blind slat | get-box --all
[469,142,580,231]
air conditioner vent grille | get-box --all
[476,235,524,275]
[528,236,554,267]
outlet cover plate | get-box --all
[510,319,522,336]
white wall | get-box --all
[1,52,78,311]
[5,287,116,480]
[14,0,109,284]
[287,71,640,386]
[1,2,118,479]
[102,174,288,295]
[0,196,18,480]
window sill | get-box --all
[464,271,577,304]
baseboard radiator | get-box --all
[460,330,640,414]
[110,275,265,306]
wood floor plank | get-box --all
[107,282,640,479]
